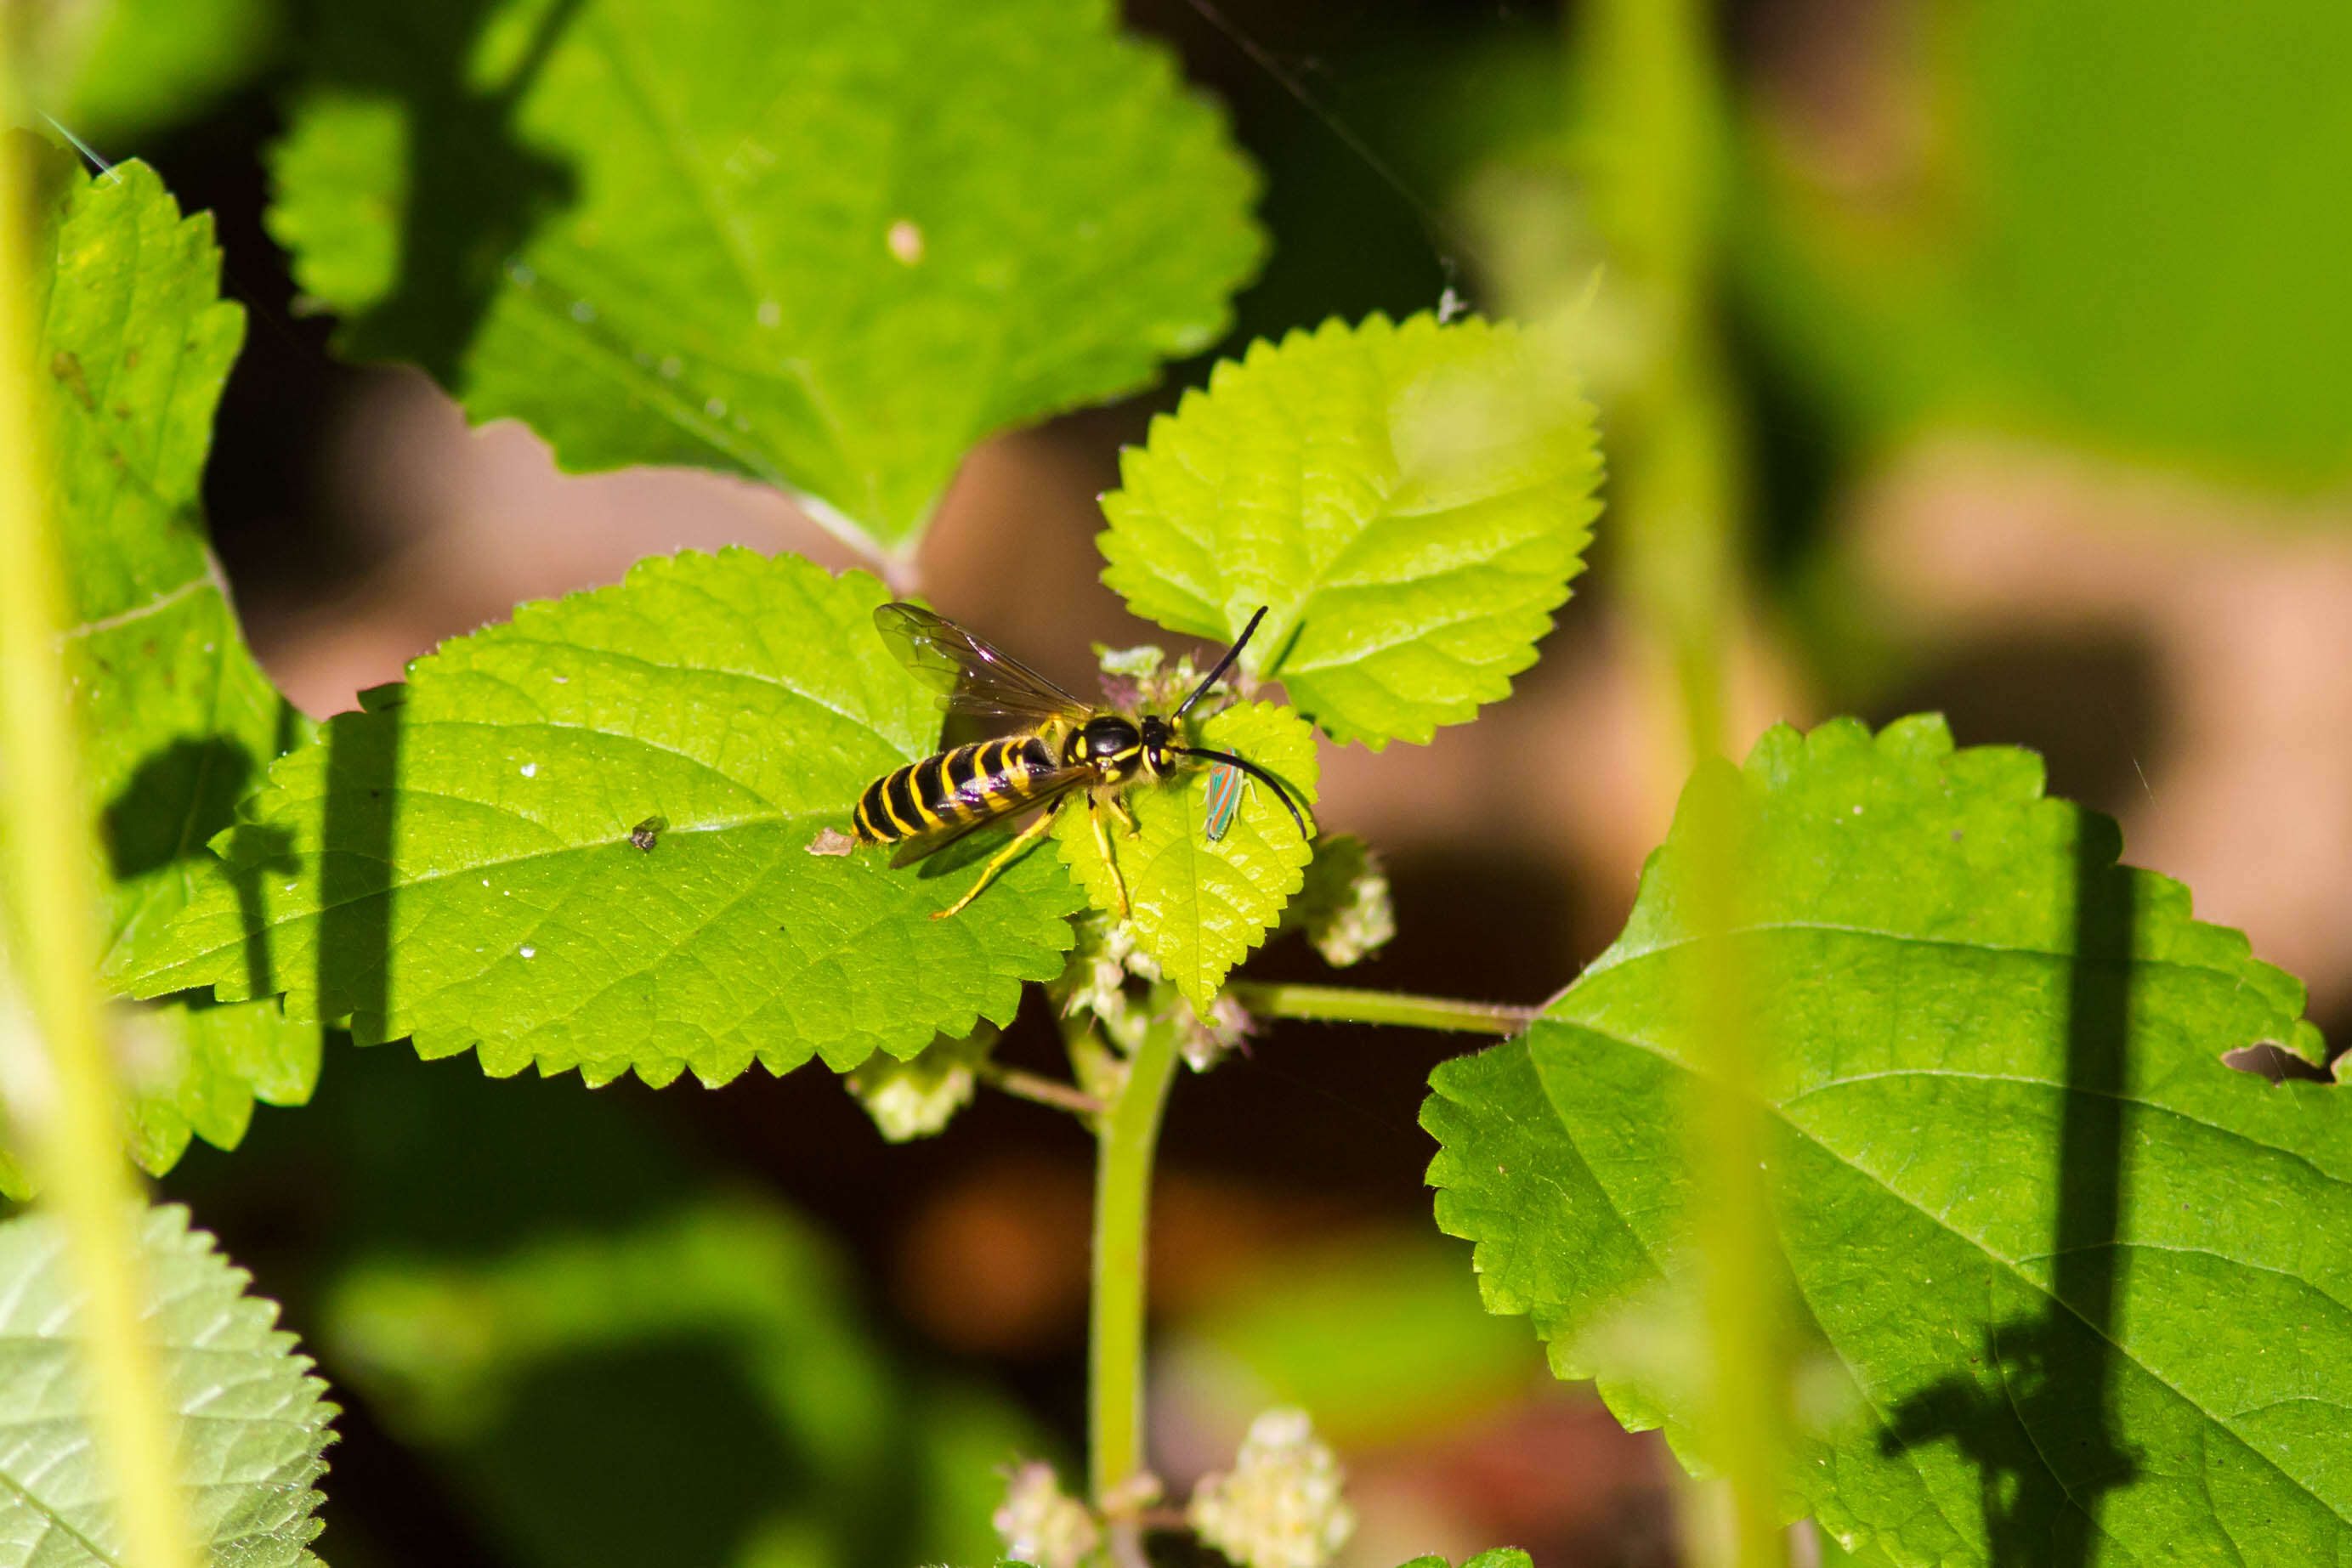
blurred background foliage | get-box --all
[27,0,2348,1561]
[1733,0,2352,492]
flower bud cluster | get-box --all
[1187,1408,1356,1568]
[1062,914,1158,1050]
[842,1025,995,1141]
[1306,855,1394,968]
[991,1461,1099,1568]
[1177,990,1256,1071]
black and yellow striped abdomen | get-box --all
[853,735,1060,845]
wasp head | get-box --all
[1137,714,1176,776]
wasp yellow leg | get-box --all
[1090,796,1131,920]
[932,809,1057,920]
[1103,794,1138,836]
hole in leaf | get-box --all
[2221,1042,2332,1085]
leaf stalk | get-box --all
[1227,981,1533,1035]
[979,1061,1106,1118]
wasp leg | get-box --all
[1089,795,1131,920]
[933,808,1057,920]
[1103,794,1138,836]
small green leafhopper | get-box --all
[1202,761,1249,842]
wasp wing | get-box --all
[887,765,1094,869]
[875,603,1092,722]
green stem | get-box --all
[1681,771,1783,1568]
[1087,1002,1182,1514]
[1578,0,1788,1560]
[1227,981,1533,1035]
[0,131,198,1568]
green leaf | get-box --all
[1053,700,1317,1010]
[0,1203,335,1566]
[1393,1552,1532,1568]
[1809,1525,1896,1567]
[265,0,1261,558]
[324,1195,1049,1568]
[7,149,318,1192]
[1099,313,1601,749]
[119,995,319,1177]
[1733,0,2352,491]
[120,549,1081,1086]
[1423,715,2346,1565]
[48,0,280,142]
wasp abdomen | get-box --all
[853,735,1057,845]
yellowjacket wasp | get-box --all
[853,603,1311,919]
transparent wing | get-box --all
[888,766,1094,868]
[875,603,1091,722]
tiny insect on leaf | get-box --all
[1203,762,1248,843]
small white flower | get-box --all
[1187,1409,1355,1568]
[992,1460,1099,1568]
[1177,992,1255,1073]
[1309,858,1394,969]
[1063,921,1136,1025]
[1061,918,1164,1055]
[845,1027,994,1142]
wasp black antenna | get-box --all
[1170,745,1311,840]
[1174,606,1270,721]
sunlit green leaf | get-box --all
[120,549,1080,1086]
[0,1203,335,1567]
[1424,715,2345,1565]
[1054,701,1317,1010]
[266,0,1261,557]
[1100,313,1600,749]
[2,149,317,1193]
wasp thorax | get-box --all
[1071,715,1142,767]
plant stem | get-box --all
[0,133,199,1568]
[1088,1000,1182,1535]
[1227,981,1533,1035]
[1578,0,1789,1560]
[1680,769,1783,1568]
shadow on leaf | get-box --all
[298,0,583,380]
[1878,817,2140,1561]
[318,687,403,1041]
[103,735,256,884]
